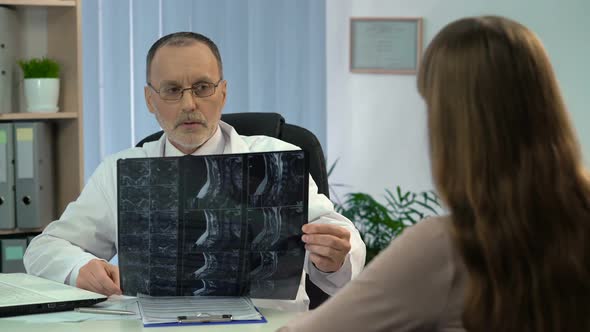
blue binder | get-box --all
[0,123,15,230]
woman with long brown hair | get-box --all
[278,16,590,332]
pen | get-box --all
[74,307,136,315]
[177,313,233,323]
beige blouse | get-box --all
[278,217,467,332]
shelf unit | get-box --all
[0,0,83,236]
[0,112,78,120]
[0,1,75,7]
[0,227,43,236]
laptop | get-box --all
[0,273,107,317]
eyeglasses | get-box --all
[147,79,223,101]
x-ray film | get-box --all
[117,150,308,299]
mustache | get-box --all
[175,114,208,128]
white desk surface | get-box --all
[0,308,295,332]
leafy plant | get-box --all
[18,57,60,79]
[336,186,441,263]
[326,158,349,205]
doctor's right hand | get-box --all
[76,259,122,296]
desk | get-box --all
[0,308,295,332]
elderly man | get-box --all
[24,32,365,311]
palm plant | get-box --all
[326,158,349,205]
[336,186,441,263]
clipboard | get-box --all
[138,295,267,327]
[143,309,267,327]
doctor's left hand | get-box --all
[302,224,351,273]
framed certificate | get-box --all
[350,17,423,74]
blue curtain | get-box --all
[82,0,326,180]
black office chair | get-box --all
[136,112,331,309]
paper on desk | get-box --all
[0,295,141,323]
[138,294,263,325]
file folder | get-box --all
[0,6,17,114]
[0,238,27,273]
[0,123,15,229]
[14,122,55,229]
[26,234,37,245]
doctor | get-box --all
[23,32,366,311]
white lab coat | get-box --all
[24,121,366,311]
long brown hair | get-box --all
[418,16,590,332]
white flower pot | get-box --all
[23,78,59,112]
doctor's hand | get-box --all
[77,259,122,296]
[302,224,351,273]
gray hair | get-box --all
[146,32,223,82]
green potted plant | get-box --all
[17,57,60,112]
[336,186,441,263]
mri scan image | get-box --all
[248,152,306,207]
[184,155,243,210]
[183,210,242,250]
[247,206,306,251]
[117,151,308,298]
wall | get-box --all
[326,0,590,201]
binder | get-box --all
[0,123,15,229]
[0,238,27,273]
[26,234,37,245]
[14,122,55,229]
[0,6,17,114]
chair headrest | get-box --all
[221,112,285,138]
